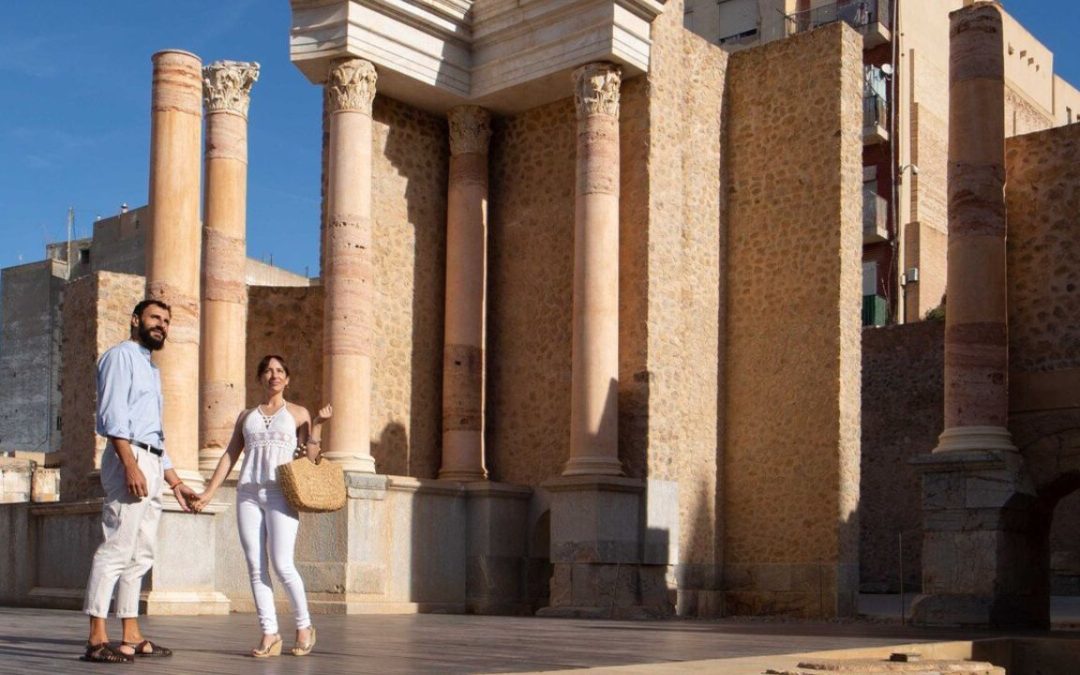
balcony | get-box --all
[863,189,888,243]
[862,294,888,326]
[786,0,892,49]
[863,92,888,144]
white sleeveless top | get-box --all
[238,404,298,489]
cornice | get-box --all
[289,0,667,113]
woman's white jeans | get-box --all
[236,485,311,635]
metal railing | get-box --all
[786,0,892,37]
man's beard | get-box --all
[137,323,166,351]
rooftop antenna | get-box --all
[67,207,74,268]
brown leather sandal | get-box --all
[81,642,134,663]
[121,639,173,657]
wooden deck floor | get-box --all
[0,607,1018,674]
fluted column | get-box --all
[199,60,259,472]
[147,49,203,479]
[322,58,377,473]
[439,106,491,481]
[564,63,623,477]
[934,2,1016,454]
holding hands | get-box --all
[172,483,198,513]
[188,491,210,513]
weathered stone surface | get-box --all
[723,21,864,618]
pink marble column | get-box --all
[934,1,1016,454]
[564,63,623,477]
[199,60,259,472]
[439,106,491,481]
[146,50,203,478]
[322,58,377,473]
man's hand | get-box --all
[173,483,197,513]
[124,463,149,498]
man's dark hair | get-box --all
[132,299,171,319]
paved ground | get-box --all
[0,605,1058,675]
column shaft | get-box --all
[935,1,1015,452]
[147,50,203,477]
[199,61,259,471]
[440,106,491,481]
[565,63,622,477]
[322,59,377,473]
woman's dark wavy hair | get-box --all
[256,354,290,379]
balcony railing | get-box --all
[786,0,892,48]
[863,189,888,243]
[863,92,888,144]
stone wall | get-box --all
[0,261,63,455]
[246,285,324,415]
[58,272,145,500]
[1005,86,1052,138]
[628,0,726,612]
[90,207,147,276]
[369,97,448,479]
[722,21,864,618]
[860,320,944,592]
[1005,122,1080,593]
[486,98,576,486]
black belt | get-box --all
[129,440,164,457]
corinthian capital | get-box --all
[326,59,377,113]
[202,60,260,117]
[572,62,621,119]
[448,106,492,156]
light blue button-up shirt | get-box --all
[96,339,173,471]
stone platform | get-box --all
[3,606,1076,674]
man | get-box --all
[82,299,197,663]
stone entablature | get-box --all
[289,0,665,113]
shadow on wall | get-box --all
[373,96,448,479]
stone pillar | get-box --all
[912,2,1042,629]
[322,58,377,473]
[199,60,259,472]
[564,62,623,477]
[935,1,1014,456]
[147,50,203,480]
[540,63,667,620]
[439,106,491,482]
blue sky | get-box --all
[1,1,1077,278]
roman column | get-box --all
[439,106,491,481]
[564,62,623,476]
[199,60,259,472]
[322,58,377,473]
[147,49,204,478]
[934,1,1015,454]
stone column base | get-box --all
[144,497,231,615]
[537,562,673,619]
[539,475,675,618]
[143,590,231,616]
[910,446,1046,628]
[464,481,533,615]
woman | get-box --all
[193,354,330,658]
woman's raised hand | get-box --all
[315,405,333,424]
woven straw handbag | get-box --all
[276,455,346,513]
